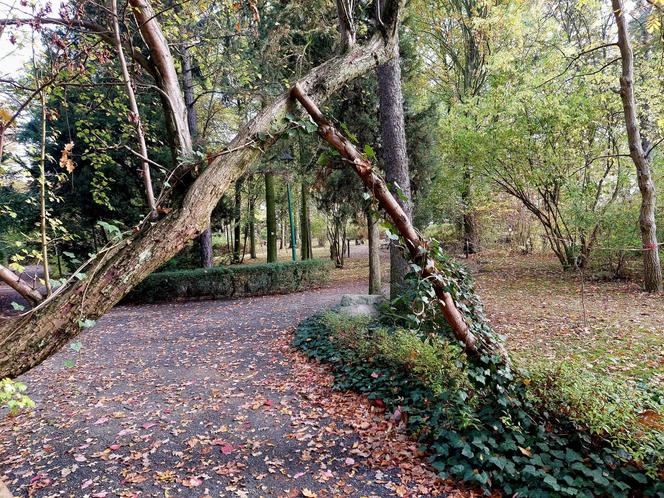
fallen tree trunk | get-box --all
[291,83,508,362]
[0,6,404,379]
[0,265,43,306]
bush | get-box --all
[125,259,332,304]
[294,311,664,497]
[1,378,34,413]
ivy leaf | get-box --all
[70,341,82,353]
[10,302,25,311]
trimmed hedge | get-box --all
[124,259,332,304]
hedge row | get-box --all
[124,259,332,304]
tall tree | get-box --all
[265,172,278,263]
[376,3,412,298]
[612,0,662,292]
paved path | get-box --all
[0,281,458,497]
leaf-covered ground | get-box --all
[470,253,664,385]
[0,272,466,497]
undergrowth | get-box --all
[293,249,664,497]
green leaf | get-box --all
[77,318,96,329]
[363,144,376,161]
[63,358,75,368]
[70,341,82,353]
[10,302,25,311]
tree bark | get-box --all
[232,177,243,263]
[291,83,507,362]
[377,42,412,299]
[249,198,257,259]
[612,0,662,292]
[0,10,405,379]
[300,180,312,260]
[38,92,52,296]
[112,0,158,219]
[181,41,213,268]
[367,208,382,294]
[265,172,278,263]
[128,0,192,155]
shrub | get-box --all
[1,378,34,413]
[125,260,332,304]
[294,311,664,497]
[524,361,664,468]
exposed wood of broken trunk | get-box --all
[291,83,508,362]
[0,14,405,379]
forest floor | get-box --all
[0,249,466,498]
[469,252,663,386]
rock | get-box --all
[339,294,385,307]
[338,304,380,317]
[337,294,385,317]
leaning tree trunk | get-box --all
[377,41,412,299]
[612,0,662,292]
[0,16,405,379]
[291,83,508,362]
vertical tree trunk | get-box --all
[249,197,257,259]
[265,172,278,263]
[367,209,382,294]
[233,177,243,263]
[377,42,412,298]
[612,0,662,292]
[461,165,478,256]
[300,180,312,260]
[181,42,213,268]
[111,0,157,219]
[38,92,52,296]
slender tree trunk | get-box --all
[181,42,213,268]
[612,0,662,292]
[233,177,243,263]
[111,0,157,219]
[265,172,278,263]
[377,42,411,299]
[38,92,51,296]
[367,208,382,294]
[249,198,257,259]
[461,165,478,256]
[300,180,312,260]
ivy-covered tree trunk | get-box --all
[265,172,278,263]
[0,3,406,378]
[377,42,412,299]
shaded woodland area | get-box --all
[1,0,664,496]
